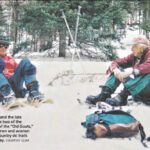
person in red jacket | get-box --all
[0,40,43,106]
[86,36,150,106]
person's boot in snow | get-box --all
[0,84,16,106]
[106,88,129,106]
[86,86,112,105]
[27,81,44,102]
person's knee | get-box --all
[24,64,36,75]
[138,82,150,97]
[19,59,36,75]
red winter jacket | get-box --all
[1,55,18,78]
[107,48,150,75]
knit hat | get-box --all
[131,37,150,46]
[0,40,9,48]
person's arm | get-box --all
[113,68,133,82]
[106,54,135,74]
[0,59,5,73]
[3,56,18,78]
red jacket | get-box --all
[1,55,18,78]
[107,48,150,75]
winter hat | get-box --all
[0,40,9,48]
[131,37,150,56]
[131,37,150,47]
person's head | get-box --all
[0,40,9,56]
[131,37,150,57]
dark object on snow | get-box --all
[86,86,112,105]
[106,88,129,106]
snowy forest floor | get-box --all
[1,60,150,150]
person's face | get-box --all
[132,44,146,57]
[0,46,7,56]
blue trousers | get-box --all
[0,58,37,98]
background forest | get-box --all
[0,0,150,60]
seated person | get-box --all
[86,37,150,106]
[0,39,43,106]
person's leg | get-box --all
[9,67,25,98]
[123,75,150,96]
[10,58,43,101]
[133,81,150,105]
[86,74,121,105]
[106,74,150,106]
[0,59,15,105]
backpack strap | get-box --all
[138,123,150,148]
[139,123,146,142]
[102,122,112,137]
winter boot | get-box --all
[0,84,16,106]
[106,88,129,106]
[27,81,44,102]
[86,86,112,105]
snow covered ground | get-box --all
[0,60,150,150]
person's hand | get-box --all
[116,72,126,82]
[113,68,123,81]
[113,68,121,77]
[113,68,133,82]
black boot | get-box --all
[86,86,112,105]
[27,81,44,102]
[106,88,129,106]
[0,84,16,105]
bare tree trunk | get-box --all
[59,28,66,57]
[53,28,57,41]
[141,0,150,38]
[34,34,38,52]
[10,0,19,55]
[48,29,53,50]
[31,34,35,52]
[39,37,45,52]
[146,0,150,39]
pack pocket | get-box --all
[82,110,146,142]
